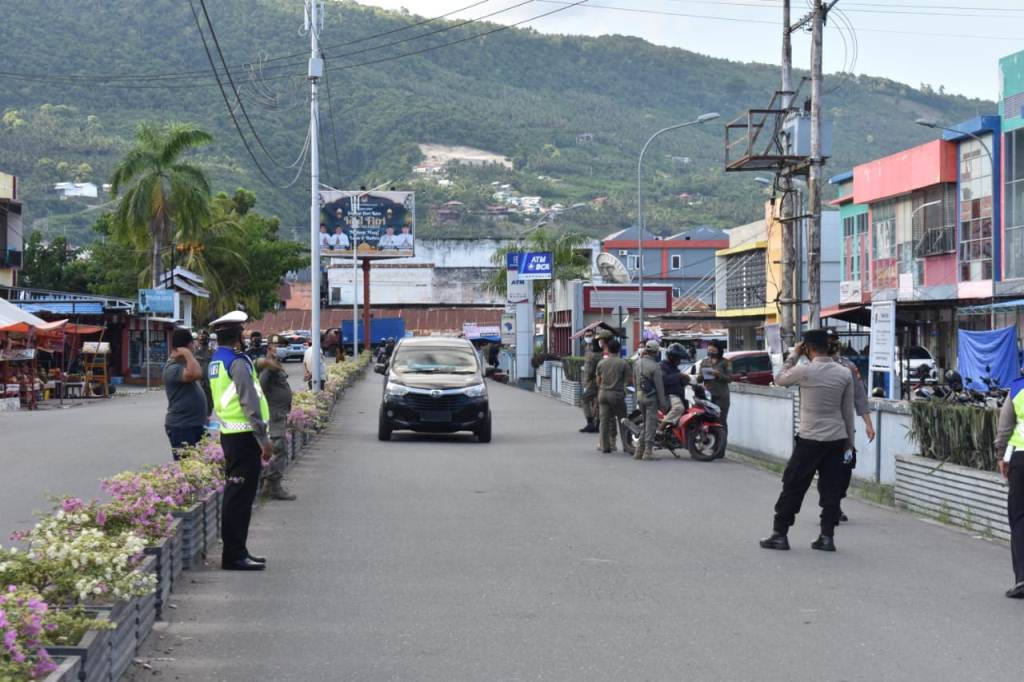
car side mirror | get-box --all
[374,363,387,375]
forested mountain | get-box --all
[0,0,993,244]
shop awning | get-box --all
[0,298,67,335]
[16,301,104,315]
[65,323,105,335]
[816,304,871,326]
[958,298,1024,316]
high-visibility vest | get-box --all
[209,347,269,434]
[1010,378,1024,450]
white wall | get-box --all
[327,264,503,306]
[728,383,916,486]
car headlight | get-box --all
[463,383,487,398]
[385,381,409,398]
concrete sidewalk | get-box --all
[132,377,1023,681]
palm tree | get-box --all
[488,226,592,352]
[110,122,213,287]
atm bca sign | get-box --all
[517,252,553,280]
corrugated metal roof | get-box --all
[248,307,503,336]
[16,302,104,315]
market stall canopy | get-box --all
[64,323,105,335]
[0,297,66,335]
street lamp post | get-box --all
[916,119,997,327]
[636,113,719,348]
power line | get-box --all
[0,0,517,87]
[187,0,300,188]
[321,53,345,186]
[196,0,307,172]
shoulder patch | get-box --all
[209,363,220,379]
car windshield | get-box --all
[906,346,931,360]
[393,348,477,374]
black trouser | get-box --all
[1008,450,1024,584]
[220,432,263,562]
[165,424,206,461]
[773,436,847,537]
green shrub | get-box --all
[561,356,585,382]
[907,401,999,472]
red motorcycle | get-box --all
[621,386,727,461]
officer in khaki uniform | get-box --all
[208,311,272,571]
[579,330,603,433]
[596,337,633,454]
[633,340,669,460]
[258,335,297,501]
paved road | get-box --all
[133,376,1024,681]
[1,361,308,542]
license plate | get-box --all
[420,411,452,422]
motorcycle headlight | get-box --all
[385,381,409,398]
[463,383,488,398]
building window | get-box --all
[627,254,640,271]
[1006,129,1024,279]
[842,212,868,284]
[913,183,957,258]
[871,200,898,290]
[724,249,766,309]
[672,287,681,298]
[958,135,994,281]
[670,254,682,271]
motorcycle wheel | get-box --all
[688,424,725,462]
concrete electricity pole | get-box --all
[307,0,324,391]
[807,0,825,330]
[778,0,797,349]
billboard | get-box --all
[318,190,415,259]
[138,289,176,315]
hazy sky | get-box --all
[351,0,1024,102]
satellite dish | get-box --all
[596,253,632,284]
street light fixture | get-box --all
[636,112,720,346]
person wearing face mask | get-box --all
[658,343,692,433]
[698,340,732,427]
[579,331,604,433]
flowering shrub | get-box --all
[0,585,112,680]
[289,391,326,434]
[0,585,56,680]
[2,510,155,604]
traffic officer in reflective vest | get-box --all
[996,373,1024,598]
[209,311,272,571]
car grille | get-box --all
[405,393,473,412]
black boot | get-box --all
[580,418,599,433]
[759,533,790,550]
[811,535,836,552]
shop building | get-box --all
[714,205,841,350]
[600,226,729,301]
[0,171,23,289]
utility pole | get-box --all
[778,0,796,349]
[307,0,324,390]
[352,194,360,358]
[807,0,825,330]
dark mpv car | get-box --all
[377,337,491,442]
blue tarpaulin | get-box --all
[957,325,1019,391]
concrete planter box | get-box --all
[46,610,111,682]
[895,453,1010,541]
[169,519,184,584]
[560,379,582,406]
[142,535,172,619]
[201,492,219,557]
[108,599,137,682]
[538,362,552,378]
[42,656,82,682]
[136,555,159,649]
[171,501,203,570]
